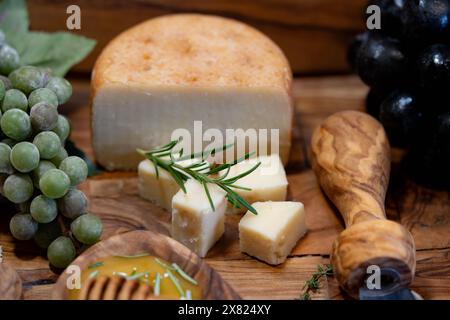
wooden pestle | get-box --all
[310,110,416,298]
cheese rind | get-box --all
[224,154,288,214]
[239,201,306,265]
[91,14,293,170]
[171,179,226,257]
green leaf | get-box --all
[0,0,96,77]
[0,0,28,41]
[65,139,103,177]
[16,32,96,77]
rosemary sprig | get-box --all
[138,140,261,214]
[300,264,333,300]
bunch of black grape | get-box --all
[349,0,450,187]
[0,31,102,268]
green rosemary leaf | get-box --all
[177,143,234,163]
[222,162,261,184]
[172,263,198,286]
[202,182,216,211]
[167,269,185,298]
[167,166,187,193]
[126,271,149,281]
[221,185,256,214]
[154,272,161,296]
[300,264,334,300]
[155,258,175,270]
[302,292,311,300]
[227,184,252,191]
[152,158,160,179]
[216,166,231,181]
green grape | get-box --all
[30,195,58,223]
[31,160,56,189]
[30,102,58,131]
[33,131,61,160]
[50,147,68,167]
[47,236,76,269]
[39,169,70,199]
[0,45,20,75]
[0,109,31,141]
[3,173,34,204]
[45,77,72,105]
[10,142,40,173]
[28,88,58,108]
[9,66,48,95]
[59,156,88,186]
[0,31,5,45]
[0,75,12,90]
[0,80,5,102]
[0,142,13,174]
[70,213,102,245]
[58,188,88,219]
[34,220,62,249]
[2,89,28,112]
[9,213,38,240]
[1,138,17,148]
[52,115,70,142]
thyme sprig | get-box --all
[137,140,261,214]
[300,264,333,300]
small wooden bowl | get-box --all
[53,230,240,300]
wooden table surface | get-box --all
[1,75,450,300]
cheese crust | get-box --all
[91,14,293,170]
[92,14,292,90]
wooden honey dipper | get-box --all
[79,275,155,300]
[311,110,416,299]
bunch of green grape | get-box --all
[0,31,102,269]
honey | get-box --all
[69,255,201,300]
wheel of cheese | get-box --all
[92,14,293,170]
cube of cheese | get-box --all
[224,154,288,214]
[91,14,293,170]
[138,158,207,211]
[172,179,227,257]
[239,201,306,265]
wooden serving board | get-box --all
[1,75,450,300]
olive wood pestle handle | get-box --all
[311,110,416,298]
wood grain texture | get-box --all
[53,230,240,300]
[311,111,416,298]
[311,111,391,226]
[27,0,367,74]
[0,263,22,300]
[1,76,450,299]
